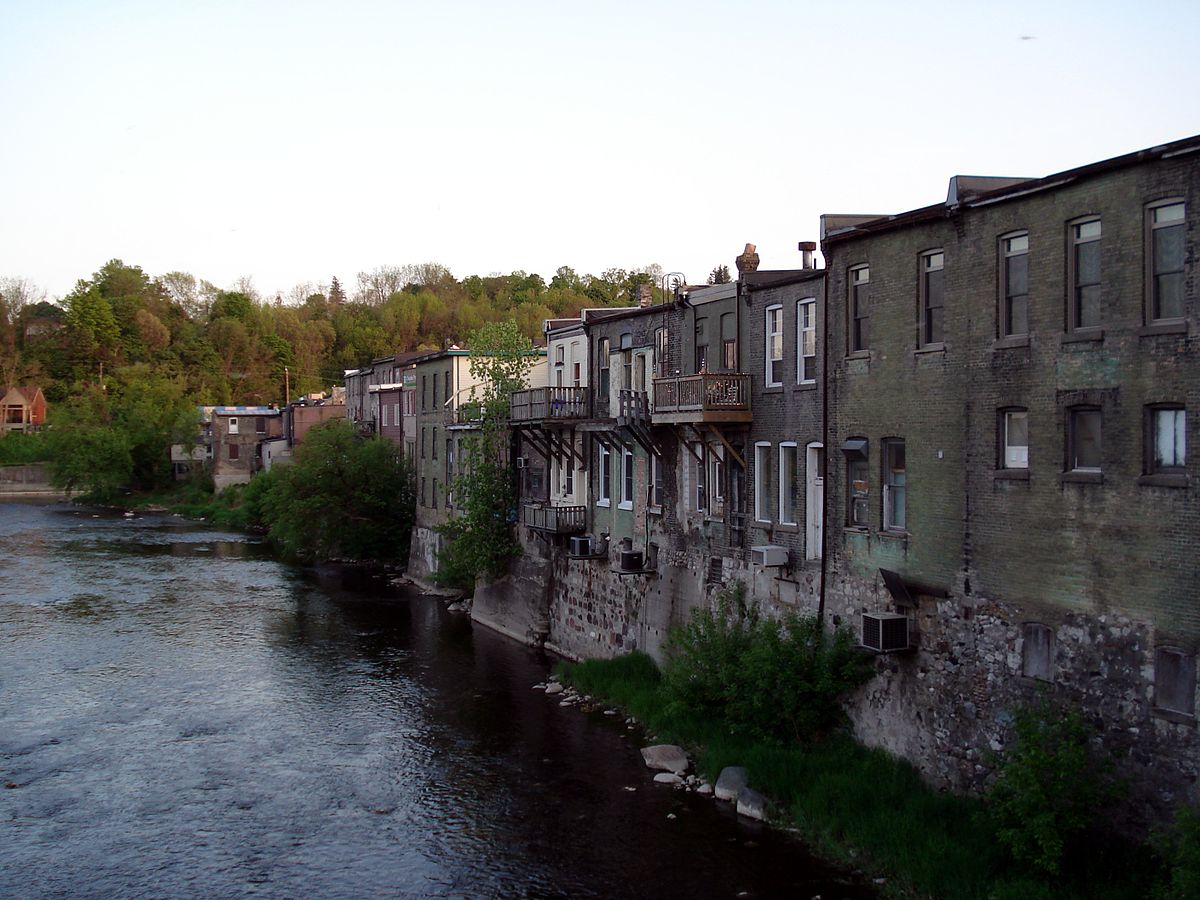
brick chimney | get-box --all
[636,284,653,307]
[798,241,817,269]
[735,243,760,274]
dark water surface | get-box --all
[0,503,871,899]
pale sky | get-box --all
[2,0,1198,301]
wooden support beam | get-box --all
[707,424,746,469]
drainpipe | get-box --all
[817,257,829,625]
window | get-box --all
[228,443,239,461]
[721,312,737,371]
[1068,218,1102,330]
[421,476,426,506]
[381,405,388,428]
[228,416,239,435]
[598,338,611,399]
[432,373,438,409]
[572,361,581,387]
[849,265,870,352]
[845,438,869,527]
[563,458,573,496]
[765,305,783,386]
[779,442,798,525]
[694,445,707,512]
[1147,406,1187,474]
[619,447,634,509]
[654,328,668,378]
[882,439,906,531]
[432,427,438,460]
[1001,409,1029,469]
[1147,200,1186,322]
[255,416,266,434]
[709,450,724,516]
[420,427,426,459]
[920,250,944,346]
[1000,232,1029,337]
[797,299,816,383]
[432,477,438,507]
[695,318,709,373]
[421,376,427,411]
[754,442,772,522]
[650,453,663,508]
[444,370,451,405]
[1155,647,1196,717]
[1021,623,1054,682]
[1068,407,1102,471]
[597,444,611,505]
[620,333,633,389]
[555,344,565,365]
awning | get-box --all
[841,438,869,458]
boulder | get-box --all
[640,744,689,775]
[696,783,713,796]
[714,766,749,801]
[653,773,683,785]
[545,683,564,695]
[736,787,767,821]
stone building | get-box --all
[819,134,1199,820]
[210,406,283,491]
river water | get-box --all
[0,502,871,899]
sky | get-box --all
[2,0,1198,302]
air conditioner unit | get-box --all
[516,456,528,469]
[570,535,591,557]
[619,549,644,572]
[750,545,789,567]
[861,612,910,653]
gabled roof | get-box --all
[2,385,45,405]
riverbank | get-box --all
[559,652,1161,900]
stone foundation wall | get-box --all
[406,526,441,582]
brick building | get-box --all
[820,134,1198,819]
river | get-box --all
[0,502,871,899]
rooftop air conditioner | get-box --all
[750,545,789,567]
[619,549,644,572]
[861,612,910,653]
[570,535,592,557]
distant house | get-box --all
[1,386,47,434]
[210,406,283,491]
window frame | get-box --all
[882,438,906,533]
[1146,404,1187,475]
[845,439,870,528]
[650,453,663,509]
[754,441,772,523]
[597,338,611,399]
[919,249,945,347]
[765,304,783,386]
[1067,216,1102,332]
[779,441,798,526]
[228,442,239,461]
[849,264,870,354]
[596,443,611,506]
[797,298,817,383]
[999,231,1030,338]
[619,446,635,510]
[227,416,239,435]
[1000,408,1029,470]
[1155,646,1196,718]
[1146,198,1187,324]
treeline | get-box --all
[0,260,667,407]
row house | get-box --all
[210,406,283,491]
[819,134,1198,816]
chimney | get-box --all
[636,284,653,308]
[735,243,760,274]
[798,241,817,269]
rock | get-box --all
[640,744,689,775]
[715,766,749,801]
[623,786,637,792]
[696,783,713,796]
[653,773,683,785]
[603,709,617,716]
[532,683,546,690]
[545,683,564,695]
[559,701,574,707]
[667,813,677,820]
[736,787,767,821]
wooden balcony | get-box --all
[618,389,650,424]
[510,387,591,424]
[444,400,483,426]
[651,373,752,424]
[521,503,586,534]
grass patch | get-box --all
[559,651,1157,900]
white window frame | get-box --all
[619,447,635,510]
[1003,409,1029,469]
[227,416,239,435]
[797,298,816,384]
[708,448,724,517]
[380,405,388,428]
[650,453,663,510]
[882,438,906,532]
[779,442,798,525]
[754,441,772,523]
[597,444,611,506]
[765,304,783,387]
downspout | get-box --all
[817,257,830,624]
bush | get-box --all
[1154,805,1200,899]
[987,697,1121,876]
[0,431,51,465]
[661,582,874,744]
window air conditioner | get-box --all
[570,535,592,557]
[750,545,789,567]
[516,457,528,469]
[861,612,910,653]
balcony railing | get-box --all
[444,400,483,426]
[521,503,587,534]
[651,373,751,421]
[510,386,591,423]
[618,389,650,423]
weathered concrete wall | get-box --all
[406,525,441,582]
[472,552,553,648]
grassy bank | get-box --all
[560,652,1155,900]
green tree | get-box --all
[708,264,731,284]
[45,391,133,501]
[434,321,536,588]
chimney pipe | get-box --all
[798,241,817,269]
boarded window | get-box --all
[1155,647,1196,716]
[1021,623,1054,682]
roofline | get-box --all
[823,132,1200,244]
[740,268,825,290]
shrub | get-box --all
[661,582,873,744]
[987,697,1121,876]
[1154,804,1200,899]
